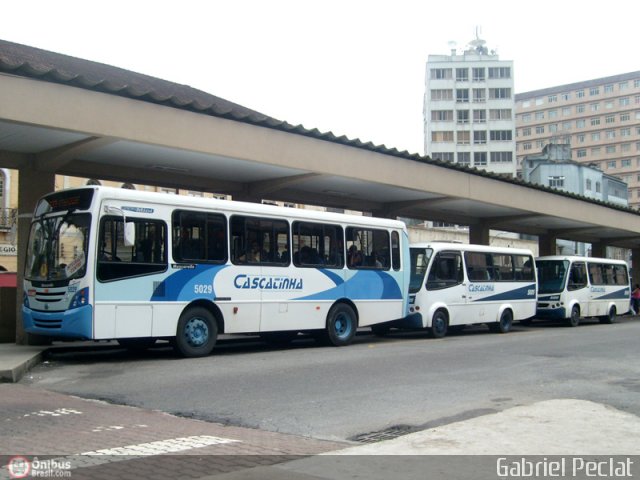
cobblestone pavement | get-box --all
[0,384,347,479]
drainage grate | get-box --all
[350,425,418,444]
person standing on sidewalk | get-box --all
[631,284,640,315]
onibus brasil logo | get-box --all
[6,456,72,478]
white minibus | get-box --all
[535,255,630,326]
[376,242,537,337]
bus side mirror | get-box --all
[124,222,136,247]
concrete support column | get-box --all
[632,248,640,287]
[591,242,605,258]
[15,165,55,344]
[538,234,557,257]
[469,224,490,246]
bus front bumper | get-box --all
[535,307,567,320]
[22,305,94,340]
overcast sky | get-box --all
[3,0,639,155]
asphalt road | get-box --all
[20,317,640,443]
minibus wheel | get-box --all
[490,309,513,333]
[599,306,616,324]
[325,303,357,346]
[430,310,448,338]
[175,307,218,357]
[567,305,581,327]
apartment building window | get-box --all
[548,176,565,188]
[474,152,487,166]
[488,67,511,79]
[521,113,531,122]
[621,127,631,137]
[577,119,586,128]
[490,130,512,141]
[457,152,470,165]
[432,131,454,142]
[604,84,614,93]
[431,68,452,79]
[548,94,558,103]
[473,131,487,144]
[522,100,531,108]
[620,112,630,122]
[590,103,600,112]
[431,110,453,122]
[535,112,545,120]
[562,93,571,101]
[536,140,545,148]
[535,98,544,106]
[562,107,571,116]
[456,131,470,144]
[489,88,511,99]
[489,108,511,120]
[591,132,600,141]
[536,126,545,134]
[456,68,469,82]
[472,67,485,81]
[605,115,615,124]
[589,87,600,96]
[549,109,558,119]
[635,80,640,88]
[619,81,628,90]
[523,143,532,151]
[592,147,601,156]
[606,145,616,154]
[622,143,631,153]
[622,159,631,167]
[432,152,454,162]
[490,152,513,163]
[577,134,585,143]
[522,127,531,136]
[473,109,487,123]
[595,182,601,193]
[456,89,470,103]
[586,179,592,190]
[606,130,616,139]
[577,149,587,158]
[607,160,617,168]
[562,121,571,131]
[620,97,630,106]
[457,110,470,123]
[605,101,614,109]
[576,104,585,113]
[591,117,601,126]
[549,124,558,133]
[562,135,571,144]
[576,89,585,98]
[431,89,453,100]
[636,96,640,105]
[473,88,486,102]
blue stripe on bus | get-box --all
[319,268,344,287]
[294,270,402,301]
[592,288,630,300]
[151,264,228,301]
[470,283,536,303]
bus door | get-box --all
[425,250,466,325]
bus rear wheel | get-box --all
[490,309,513,333]
[325,303,357,346]
[175,307,218,357]
[599,306,616,324]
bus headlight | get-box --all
[70,288,89,309]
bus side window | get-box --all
[426,252,462,290]
[568,263,587,290]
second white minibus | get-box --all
[376,242,537,338]
[535,255,630,326]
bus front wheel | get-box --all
[430,310,448,338]
[175,307,218,357]
[567,305,581,327]
[325,304,357,346]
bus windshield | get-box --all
[25,213,91,283]
[536,259,569,294]
[409,247,433,293]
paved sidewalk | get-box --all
[0,342,48,383]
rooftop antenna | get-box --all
[468,26,488,55]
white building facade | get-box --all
[424,39,517,177]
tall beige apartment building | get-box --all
[515,71,640,209]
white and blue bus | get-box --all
[535,255,630,326]
[376,242,537,337]
[23,186,410,357]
